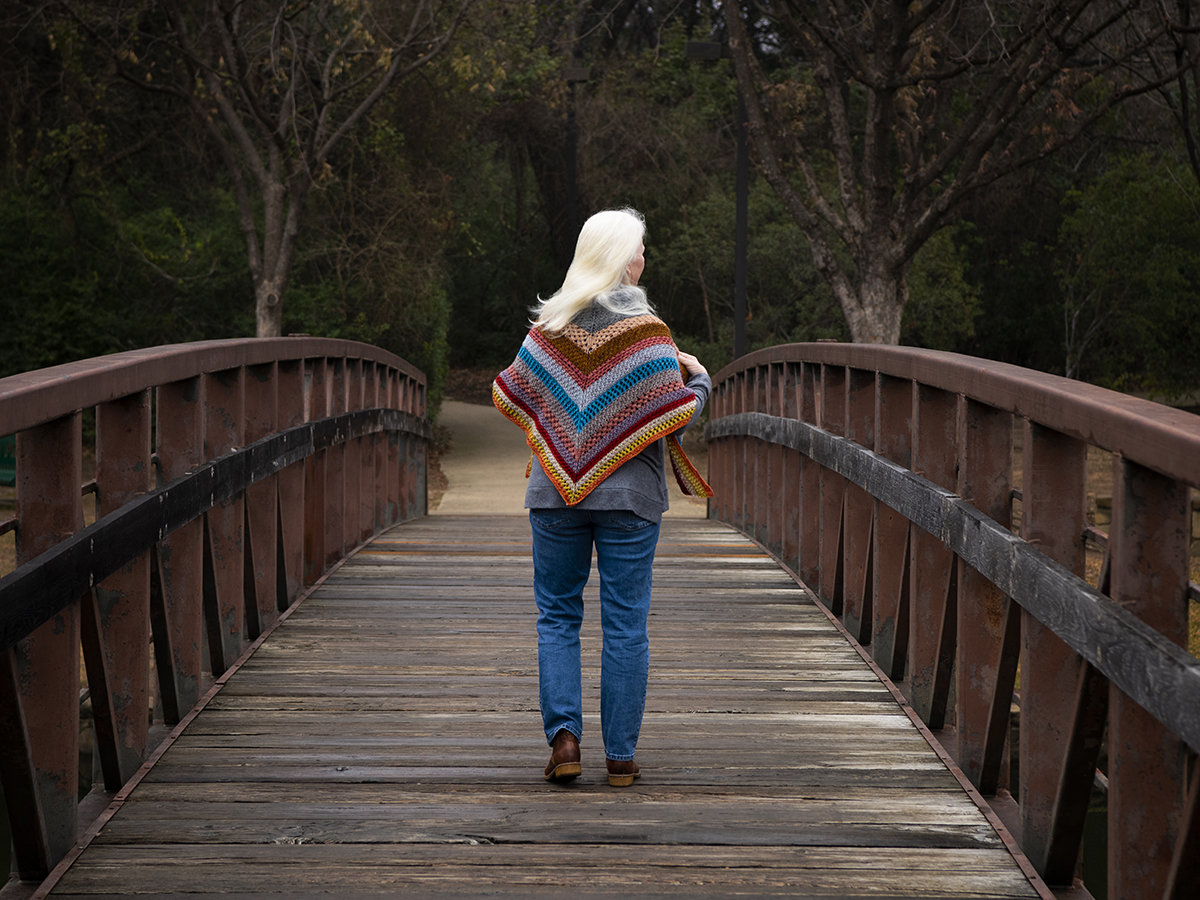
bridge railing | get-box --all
[0,338,430,886]
[705,344,1200,900]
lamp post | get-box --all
[563,66,591,243]
[685,41,748,360]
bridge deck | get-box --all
[50,516,1041,898]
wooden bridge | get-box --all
[0,339,1197,899]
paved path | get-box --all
[433,400,707,518]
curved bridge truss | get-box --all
[705,344,1200,899]
[0,338,430,883]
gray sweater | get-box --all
[523,305,712,524]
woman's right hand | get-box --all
[677,350,707,377]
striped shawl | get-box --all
[492,314,713,506]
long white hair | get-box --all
[531,208,654,332]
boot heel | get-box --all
[605,758,640,787]
[545,762,581,781]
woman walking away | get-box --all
[492,208,713,787]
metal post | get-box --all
[734,89,749,360]
[564,66,590,244]
[686,41,748,359]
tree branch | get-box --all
[315,0,474,167]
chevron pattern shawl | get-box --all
[492,314,713,506]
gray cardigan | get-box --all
[523,305,712,524]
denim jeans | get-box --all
[529,507,661,761]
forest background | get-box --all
[2,0,1200,413]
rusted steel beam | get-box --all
[363,363,381,540]
[780,364,801,574]
[398,381,411,523]
[0,650,51,878]
[243,362,279,636]
[798,363,821,589]
[86,389,152,788]
[703,411,1200,757]
[1164,754,1200,900]
[0,338,422,438]
[744,369,758,539]
[729,374,739,535]
[146,545,178,726]
[305,359,328,584]
[1019,422,1088,878]
[325,360,347,568]
[155,377,205,721]
[344,359,363,551]
[872,374,911,681]
[909,385,958,728]
[955,400,1014,794]
[841,368,875,645]
[706,381,720,520]
[0,409,430,656]
[724,376,737,528]
[413,381,428,517]
[202,368,245,675]
[977,599,1020,797]
[819,365,847,613]
[1107,458,1190,900]
[765,364,785,558]
[384,369,402,527]
[1041,661,1109,885]
[13,413,82,865]
[712,343,1200,488]
[748,367,763,546]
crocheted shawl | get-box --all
[492,313,713,506]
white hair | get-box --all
[531,208,654,333]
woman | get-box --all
[492,208,712,786]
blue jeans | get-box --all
[529,507,660,761]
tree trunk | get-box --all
[833,265,906,345]
[250,177,306,338]
[724,0,1179,350]
[255,278,284,338]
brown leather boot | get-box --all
[606,758,641,787]
[544,730,581,782]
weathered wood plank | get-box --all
[47,516,1042,899]
[49,843,1041,898]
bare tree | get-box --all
[724,0,1183,344]
[78,0,472,336]
[1159,0,1200,186]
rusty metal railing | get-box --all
[0,338,430,885]
[705,344,1200,900]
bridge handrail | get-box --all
[0,337,423,437]
[715,344,1200,484]
[705,343,1200,900]
[0,338,430,888]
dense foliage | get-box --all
[2,0,1198,406]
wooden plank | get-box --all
[52,844,1040,895]
[47,516,1042,899]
